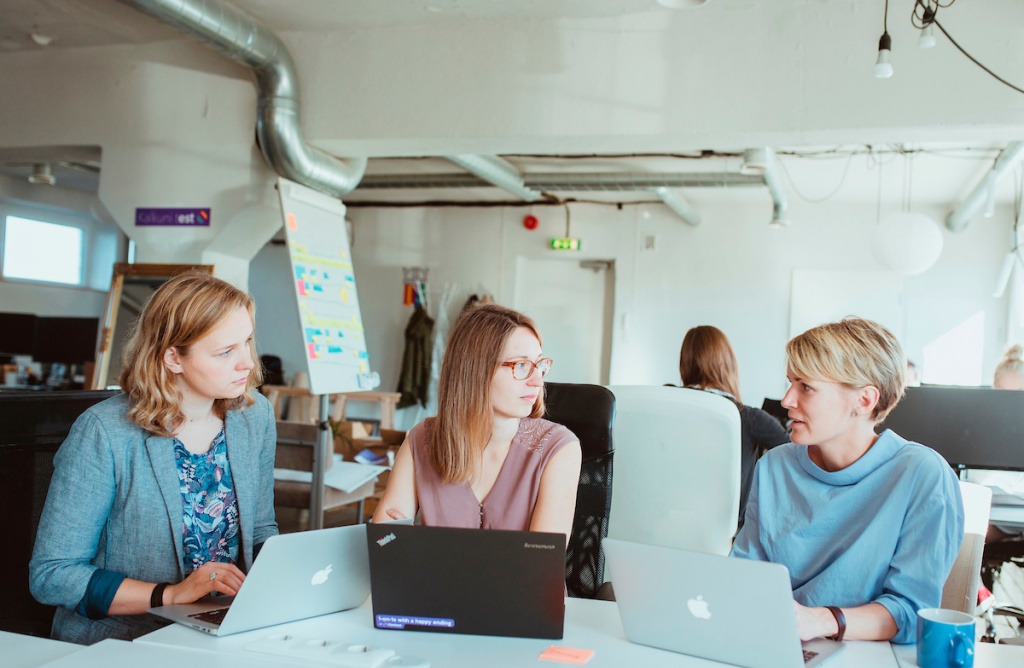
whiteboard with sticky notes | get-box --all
[277,177,377,395]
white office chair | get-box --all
[941,480,992,615]
[605,385,741,556]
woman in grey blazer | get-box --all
[30,271,278,644]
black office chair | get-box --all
[542,382,615,599]
[1,389,117,636]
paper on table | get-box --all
[274,454,388,493]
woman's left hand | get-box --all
[793,601,837,641]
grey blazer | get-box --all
[29,392,278,644]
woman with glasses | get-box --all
[373,303,582,541]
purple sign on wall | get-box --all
[135,208,211,227]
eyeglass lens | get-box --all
[513,359,552,380]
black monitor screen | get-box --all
[0,312,36,356]
[879,385,1024,472]
[32,317,100,364]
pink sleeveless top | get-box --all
[409,417,577,531]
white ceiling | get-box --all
[0,0,1019,211]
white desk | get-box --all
[35,638,339,667]
[137,597,901,667]
[0,630,80,668]
[891,639,1024,667]
[989,504,1024,530]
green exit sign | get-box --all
[550,237,581,251]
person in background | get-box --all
[678,325,788,530]
[905,359,921,387]
[966,344,1024,539]
[373,303,582,542]
[30,272,278,644]
[731,317,963,644]
[993,344,1024,390]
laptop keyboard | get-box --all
[188,607,229,626]
[802,648,819,663]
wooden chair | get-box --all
[273,420,375,530]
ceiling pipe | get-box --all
[445,155,543,202]
[760,147,791,227]
[357,172,764,190]
[946,141,1024,232]
[119,0,366,197]
[652,187,701,226]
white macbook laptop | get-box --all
[603,538,845,668]
[150,523,370,636]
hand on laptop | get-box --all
[167,561,246,605]
[794,601,838,641]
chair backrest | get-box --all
[605,385,740,556]
[941,480,992,614]
[542,382,615,599]
[273,420,330,511]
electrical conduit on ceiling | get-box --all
[119,0,366,197]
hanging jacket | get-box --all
[397,306,435,408]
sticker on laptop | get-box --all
[376,614,455,630]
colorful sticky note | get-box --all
[286,212,298,230]
[539,646,595,665]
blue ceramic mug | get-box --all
[917,608,975,668]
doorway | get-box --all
[513,257,615,384]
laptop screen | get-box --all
[365,523,566,639]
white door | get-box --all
[513,258,614,384]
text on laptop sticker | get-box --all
[376,533,397,546]
[376,614,455,630]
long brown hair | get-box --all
[119,271,263,435]
[431,303,545,484]
[679,325,742,403]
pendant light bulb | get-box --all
[874,32,893,79]
[918,23,936,49]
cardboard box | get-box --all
[331,420,372,461]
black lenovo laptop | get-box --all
[365,523,566,639]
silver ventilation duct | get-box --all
[761,147,790,226]
[357,172,765,191]
[119,0,366,197]
[946,140,1024,232]
[652,187,701,227]
[446,155,543,202]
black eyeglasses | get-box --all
[499,358,553,380]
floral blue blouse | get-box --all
[173,429,240,574]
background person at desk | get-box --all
[29,272,278,644]
[966,344,1024,539]
[731,318,964,644]
[373,303,582,540]
[677,325,789,531]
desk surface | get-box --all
[989,504,1024,529]
[0,630,79,668]
[891,639,1024,666]
[137,597,901,668]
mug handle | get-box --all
[950,632,974,667]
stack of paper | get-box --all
[274,454,388,493]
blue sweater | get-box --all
[730,430,963,644]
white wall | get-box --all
[249,191,1012,428]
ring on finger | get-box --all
[209,571,217,581]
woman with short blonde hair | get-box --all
[375,303,582,542]
[732,317,963,645]
[31,271,277,644]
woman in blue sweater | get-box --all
[731,318,963,644]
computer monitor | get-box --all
[879,385,1024,471]
[760,397,789,430]
[32,316,100,365]
[0,312,37,356]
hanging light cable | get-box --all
[874,0,894,78]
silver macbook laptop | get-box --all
[150,523,370,636]
[604,538,845,668]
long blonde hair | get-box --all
[431,303,544,484]
[119,271,263,435]
[786,317,906,422]
[679,325,742,403]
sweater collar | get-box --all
[797,429,906,485]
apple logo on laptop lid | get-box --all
[687,595,711,620]
[311,564,332,586]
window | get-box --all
[2,215,84,285]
